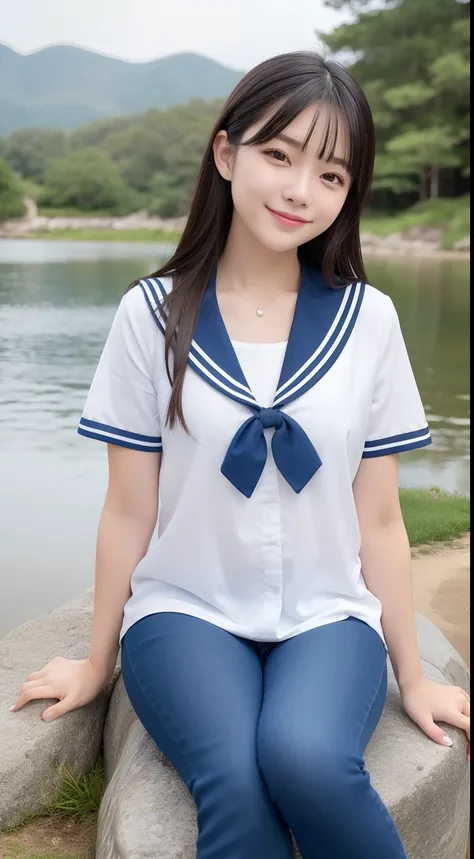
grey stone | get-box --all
[360,231,383,246]
[405,226,442,243]
[97,613,470,859]
[0,588,120,830]
[0,203,187,237]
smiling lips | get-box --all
[266,206,312,227]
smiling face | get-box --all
[213,102,352,254]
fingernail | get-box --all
[442,735,453,746]
[43,712,53,721]
[8,705,16,712]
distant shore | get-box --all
[0,198,470,259]
[13,228,183,244]
[0,229,469,260]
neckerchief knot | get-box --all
[220,407,322,498]
[259,408,284,430]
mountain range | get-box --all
[0,43,244,136]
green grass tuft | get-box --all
[2,759,106,835]
[38,758,106,822]
[362,195,470,249]
[400,487,470,547]
[29,228,181,243]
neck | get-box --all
[217,211,301,297]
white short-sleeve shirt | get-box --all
[78,261,432,648]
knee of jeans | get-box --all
[258,730,362,804]
[193,754,266,808]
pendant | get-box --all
[256,309,264,317]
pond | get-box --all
[0,239,469,637]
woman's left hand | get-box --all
[400,676,470,761]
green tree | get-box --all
[320,0,470,201]
[105,120,167,192]
[3,127,70,183]
[40,148,139,213]
[0,158,26,221]
[70,116,135,151]
[148,171,191,217]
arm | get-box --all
[353,453,470,755]
[88,444,161,680]
[352,452,423,690]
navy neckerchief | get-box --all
[139,261,365,498]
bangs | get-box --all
[241,83,361,177]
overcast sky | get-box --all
[0,0,349,70]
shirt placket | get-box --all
[258,430,284,632]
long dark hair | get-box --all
[128,51,375,433]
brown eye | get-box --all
[264,148,289,164]
[322,173,344,186]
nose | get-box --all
[282,168,312,208]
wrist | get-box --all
[87,653,117,681]
[397,669,425,695]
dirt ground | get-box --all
[411,532,470,859]
[0,535,470,858]
[0,814,97,858]
[411,532,470,668]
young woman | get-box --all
[11,52,469,858]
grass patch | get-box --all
[39,758,106,821]
[3,759,105,834]
[362,195,470,249]
[28,228,181,243]
[0,760,104,858]
[441,206,471,250]
[37,207,122,218]
[401,487,470,547]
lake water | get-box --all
[0,239,469,638]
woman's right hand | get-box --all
[9,656,112,722]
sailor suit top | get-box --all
[78,262,432,648]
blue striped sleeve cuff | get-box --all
[362,426,432,458]
[77,418,162,452]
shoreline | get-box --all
[0,230,469,261]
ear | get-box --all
[212,130,234,181]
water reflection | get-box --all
[364,256,469,493]
[1,245,469,488]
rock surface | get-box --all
[0,588,120,830]
[360,230,443,256]
[0,201,187,236]
[97,613,470,859]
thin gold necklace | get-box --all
[220,288,297,317]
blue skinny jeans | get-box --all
[121,612,408,859]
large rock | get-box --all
[0,588,120,829]
[97,614,470,859]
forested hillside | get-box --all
[0,0,469,225]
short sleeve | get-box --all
[362,296,432,458]
[77,287,162,452]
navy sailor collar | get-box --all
[140,260,365,412]
[140,262,365,496]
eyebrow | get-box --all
[274,133,350,171]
